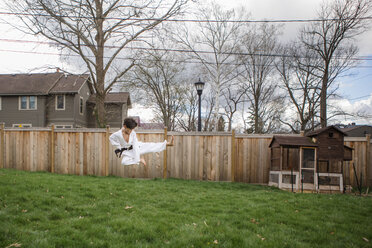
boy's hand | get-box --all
[115,149,123,158]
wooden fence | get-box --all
[0,125,371,187]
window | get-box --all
[19,96,37,110]
[12,124,32,128]
[79,97,84,115]
[55,95,65,110]
[328,132,334,138]
[55,125,73,129]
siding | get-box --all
[74,82,91,127]
[46,94,76,126]
[106,103,124,128]
[0,96,46,127]
[86,102,128,128]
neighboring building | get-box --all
[87,92,132,128]
[0,72,131,128]
[130,116,165,130]
[336,123,372,137]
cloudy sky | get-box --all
[0,0,371,125]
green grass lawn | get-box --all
[0,169,371,248]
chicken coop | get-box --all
[269,126,353,193]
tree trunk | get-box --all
[320,67,328,128]
[254,97,259,133]
[95,93,106,127]
[95,1,106,128]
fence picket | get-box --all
[1,128,371,187]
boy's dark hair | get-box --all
[123,118,137,129]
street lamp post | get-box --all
[194,79,205,132]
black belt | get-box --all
[122,145,133,151]
[115,145,133,158]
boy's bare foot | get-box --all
[140,158,147,166]
[167,135,174,146]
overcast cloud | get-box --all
[0,0,371,125]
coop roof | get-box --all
[269,135,318,148]
[306,125,347,137]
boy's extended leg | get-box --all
[138,141,167,155]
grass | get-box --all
[0,169,371,248]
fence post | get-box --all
[163,127,168,179]
[0,123,4,169]
[231,129,235,182]
[366,134,371,187]
[105,125,110,176]
[50,125,55,173]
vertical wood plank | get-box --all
[30,131,34,171]
[231,130,235,182]
[187,135,192,180]
[198,136,204,180]
[50,125,55,173]
[163,127,167,179]
[0,123,4,169]
[243,138,248,182]
[106,126,110,176]
[366,134,370,187]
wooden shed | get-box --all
[269,126,353,193]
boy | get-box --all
[109,118,173,166]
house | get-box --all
[268,126,352,193]
[336,123,372,137]
[87,92,132,128]
[0,72,131,128]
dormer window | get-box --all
[56,95,65,110]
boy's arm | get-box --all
[109,131,126,157]
[109,131,122,150]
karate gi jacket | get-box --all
[109,129,166,165]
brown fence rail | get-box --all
[0,125,371,187]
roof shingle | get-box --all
[0,73,89,95]
[87,92,131,105]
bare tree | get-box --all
[173,2,247,131]
[276,43,322,132]
[202,88,216,132]
[238,23,283,133]
[177,87,198,132]
[124,44,188,131]
[7,0,189,127]
[221,82,247,131]
[300,0,372,127]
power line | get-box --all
[1,48,372,69]
[1,38,372,62]
[347,94,372,101]
[1,11,372,23]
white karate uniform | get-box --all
[109,129,167,166]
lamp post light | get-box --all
[194,79,205,132]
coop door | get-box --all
[300,148,317,190]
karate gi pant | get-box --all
[120,140,167,166]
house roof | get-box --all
[49,74,90,94]
[138,123,165,130]
[87,92,131,107]
[305,125,347,137]
[340,125,371,132]
[0,73,89,95]
[269,135,318,148]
